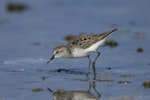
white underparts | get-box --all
[72,38,106,57]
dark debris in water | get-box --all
[74,78,114,83]
[49,68,70,73]
[48,68,114,77]
[142,81,150,88]
[7,2,29,13]
[49,68,86,75]
[118,81,131,84]
[105,39,118,48]
[136,47,143,53]
[96,73,112,77]
[107,67,112,70]
[32,88,44,92]
[96,79,113,82]
[64,34,77,42]
[42,76,48,81]
[120,74,134,78]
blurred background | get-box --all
[0,0,150,100]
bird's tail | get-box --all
[98,28,118,40]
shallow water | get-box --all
[0,0,150,100]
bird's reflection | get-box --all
[47,74,100,100]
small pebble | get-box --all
[137,47,143,53]
[42,76,47,80]
[32,88,44,92]
[7,3,29,12]
[142,81,150,88]
[64,34,77,42]
[107,67,112,70]
[105,39,118,48]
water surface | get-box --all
[0,0,150,100]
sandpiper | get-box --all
[47,29,117,73]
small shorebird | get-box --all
[47,29,117,73]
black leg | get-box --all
[92,52,100,74]
[92,73,101,98]
[86,55,92,74]
[86,72,101,98]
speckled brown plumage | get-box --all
[68,29,117,49]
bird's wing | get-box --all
[68,29,117,49]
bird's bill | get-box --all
[47,55,55,64]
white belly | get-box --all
[72,39,106,57]
[72,48,90,57]
[84,38,106,52]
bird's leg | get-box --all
[87,73,101,98]
[86,55,92,74]
[92,52,100,74]
[92,73,101,98]
[85,73,91,91]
